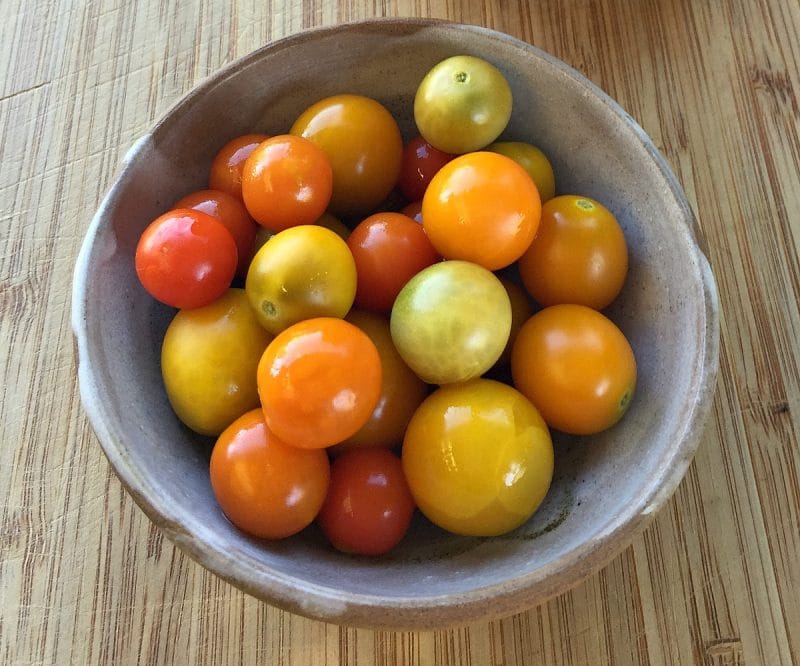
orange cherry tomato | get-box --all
[241,134,333,232]
[317,448,415,555]
[257,317,382,449]
[422,151,541,270]
[290,94,403,218]
[495,277,534,368]
[347,212,440,313]
[208,133,269,200]
[174,189,258,276]
[334,310,428,452]
[210,409,330,539]
[518,195,629,310]
[511,304,636,435]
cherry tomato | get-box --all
[209,133,269,200]
[334,310,428,452]
[241,134,333,232]
[317,448,415,555]
[347,212,440,313]
[402,379,553,536]
[511,304,637,435]
[161,289,273,436]
[257,317,382,449]
[390,260,511,384]
[400,200,423,223]
[486,141,556,203]
[315,211,350,239]
[135,208,237,309]
[210,408,330,539]
[422,152,541,271]
[495,277,534,368]
[518,195,629,310]
[245,225,356,335]
[414,55,512,154]
[397,135,454,202]
[174,189,258,276]
[290,94,403,218]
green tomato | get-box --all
[486,141,556,202]
[390,260,511,384]
[402,379,554,536]
[414,55,513,154]
[161,289,273,436]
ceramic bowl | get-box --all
[72,18,719,628]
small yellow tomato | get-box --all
[161,289,273,436]
[486,141,556,202]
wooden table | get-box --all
[3,0,798,663]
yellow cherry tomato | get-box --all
[486,141,556,202]
[161,289,273,436]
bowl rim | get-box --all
[71,16,721,629]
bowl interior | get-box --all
[74,20,715,625]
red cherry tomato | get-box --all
[210,409,330,539]
[208,133,269,200]
[400,200,423,223]
[174,189,258,276]
[347,212,440,313]
[135,208,237,309]
[397,135,454,202]
[317,448,415,555]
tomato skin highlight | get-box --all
[318,448,415,555]
[511,304,637,435]
[210,408,330,540]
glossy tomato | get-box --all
[402,379,553,536]
[334,310,428,452]
[518,195,629,310]
[317,448,415,555]
[397,135,454,202]
[347,212,440,313]
[241,134,333,232]
[245,225,356,335]
[486,141,556,203]
[210,408,330,539]
[208,133,269,200]
[414,55,512,154]
[257,317,382,449]
[422,151,541,271]
[135,208,237,309]
[174,189,258,276]
[511,304,637,435]
[400,200,423,223]
[390,260,511,384]
[290,94,403,218]
[161,289,273,436]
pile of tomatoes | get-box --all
[134,54,637,556]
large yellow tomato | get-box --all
[161,289,273,436]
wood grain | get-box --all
[2,0,798,664]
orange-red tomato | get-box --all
[317,448,415,555]
[400,200,423,223]
[334,310,428,451]
[511,304,636,435]
[209,133,269,200]
[135,208,237,309]
[209,409,330,539]
[422,151,541,270]
[290,94,403,218]
[518,195,628,310]
[241,134,333,232]
[347,212,440,313]
[257,317,382,449]
[174,189,258,276]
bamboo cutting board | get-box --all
[2,1,799,664]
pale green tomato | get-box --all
[402,379,554,536]
[414,55,513,154]
[161,289,273,436]
[390,260,511,384]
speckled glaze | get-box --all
[71,18,720,629]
